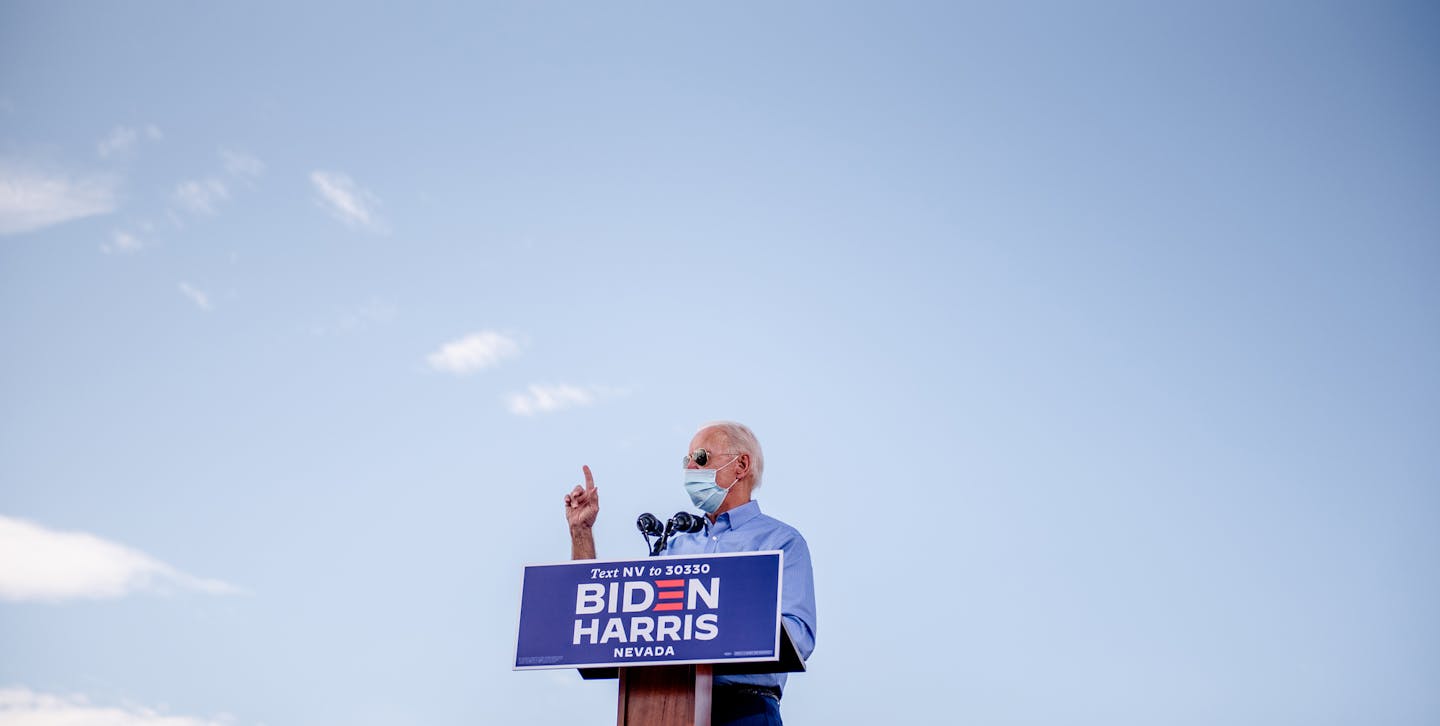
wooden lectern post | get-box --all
[616,664,711,726]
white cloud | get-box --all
[0,687,232,726]
[0,166,118,237]
[219,149,264,179]
[309,170,384,231]
[506,384,627,416]
[96,124,161,159]
[0,515,242,602]
[177,282,211,311]
[164,151,259,222]
[97,127,139,158]
[426,331,520,375]
[172,178,228,215]
[101,230,145,255]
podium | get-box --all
[581,624,806,725]
[516,551,805,726]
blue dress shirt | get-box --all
[664,500,817,695]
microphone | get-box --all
[639,510,708,557]
[638,512,665,557]
[668,511,705,534]
[636,513,664,537]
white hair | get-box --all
[697,420,765,488]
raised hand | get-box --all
[564,465,599,531]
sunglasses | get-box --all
[682,448,740,467]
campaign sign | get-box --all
[514,551,783,670]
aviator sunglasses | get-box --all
[682,448,740,467]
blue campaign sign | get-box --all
[514,551,783,670]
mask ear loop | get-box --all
[718,455,746,495]
[708,454,743,500]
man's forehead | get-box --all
[688,427,725,449]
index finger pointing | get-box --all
[583,465,595,491]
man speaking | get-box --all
[564,421,817,726]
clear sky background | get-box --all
[1,2,1437,725]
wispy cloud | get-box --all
[219,149,264,179]
[162,150,261,225]
[172,178,228,215]
[0,165,118,237]
[178,282,212,311]
[506,384,627,416]
[0,515,242,602]
[97,124,162,159]
[310,170,384,231]
[101,229,145,255]
[426,331,520,375]
[0,687,233,726]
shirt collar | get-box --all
[716,499,762,530]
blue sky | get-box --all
[1,2,1437,724]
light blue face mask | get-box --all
[683,456,740,514]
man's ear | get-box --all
[735,452,752,481]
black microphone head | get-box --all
[670,511,705,534]
[636,512,663,537]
